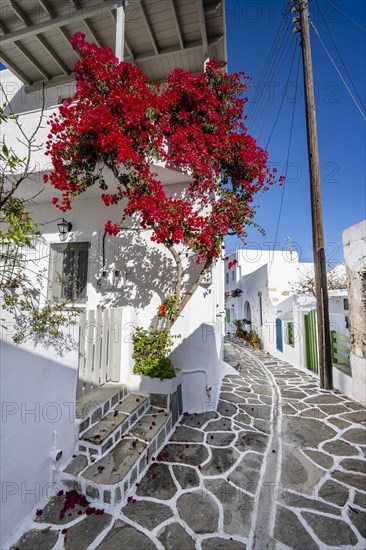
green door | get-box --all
[304,310,318,373]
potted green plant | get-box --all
[128,326,183,410]
[248,330,261,349]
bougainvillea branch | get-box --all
[44,34,280,371]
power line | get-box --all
[310,21,366,122]
[269,48,301,277]
[246,14,288,121]
[246,8,292,130]
[316,0,365,112]
[249,27,294,135]
[323,0,366,33]
[264,40,298,149]
[257,34,296,143]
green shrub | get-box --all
[132,326,177,380]
[133,355,176,379]
[247,330,261,345]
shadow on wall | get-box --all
[97,232,204,313]
[97,232,175,311]
[0,340,79,549]
[171,323,235,413]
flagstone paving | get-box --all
[12,338,366,549]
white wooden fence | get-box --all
[76,308,124,399]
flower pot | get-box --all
[128,369,183,423]
[128,369,182,395]
[252,342,261,349]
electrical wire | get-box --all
[246,7,292,131]
[323,0,366,33]
[246,15,287,121]
[257,34,296,143]
[269,48,301,277]
[316,0,365,112]
[248,22,293,133]
[310,21,366,122]
[249,26,293,135]
[264,40,298,149]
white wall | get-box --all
[1,71,227,546]
[343,220,366,406]
[0,70,76,115]
[2,81,227,383]
[0,312,79,548]
[226,258,313,357]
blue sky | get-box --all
[224,0,366,268]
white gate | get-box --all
[76,308,123,399]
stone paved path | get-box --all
[13,339,366,549]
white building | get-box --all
[0,3,228,546]
[225,248,312,346]
[225,249,352,397]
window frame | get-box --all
[48,241,90,305]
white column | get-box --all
[115,0,125,61]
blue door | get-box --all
[276,318,283,352]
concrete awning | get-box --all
[0,0,226,90]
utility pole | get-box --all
[292,0,333,389]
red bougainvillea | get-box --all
[45,33,279,333]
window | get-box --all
[226,273,229,285]
[225,308,231,322]
[49,242,89,303]
[343,298,349,310]
[232,270,235,282]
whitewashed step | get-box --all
[76,383,127,431]
[78,394,149,458]
[60,408,173,507]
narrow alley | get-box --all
[14,339,366,550]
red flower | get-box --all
[35,509,43,517]
[44,33,278,334]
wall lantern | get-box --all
[57,218,72,235]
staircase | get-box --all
[56,383,181,508]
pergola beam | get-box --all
[8,0,32,27]
[14,41,50,80]
[124,37,135,61]
[168,0,184,49]
[68,0,102,47]
[36,34,70,75]
[204,1,221,16]
[197,0,208,59]
[37,0,55,19]
[82,19,102,47]
[133,40,205,63]
[0,52,33,85]
[58,27,80,58]
[0,20,9,34]
[139,1,159,56]
[0,0,118,46]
